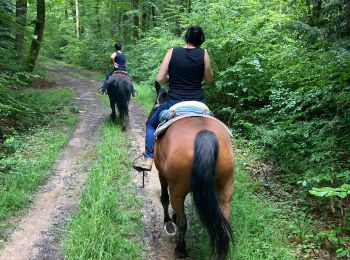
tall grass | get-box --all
[0,88,78,245]
[188,154,292,259]
[229,156,291,259]
[133,83,157,113]
[63,122,143,259]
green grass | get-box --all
[188,154,293,259]
[132,82,157,113]
[0,87,78,245]
[63,122,143,260]
[229,156,291,259]
[89,70,105,81]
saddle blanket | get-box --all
[159,101,212,123]
[155,113,233,137]
[107,71,131,84]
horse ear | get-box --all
[155,81,161,94]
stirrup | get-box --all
[132,154,153,172]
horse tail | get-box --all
[117,81,130,112]
[112,78,130,119]
[191,130,231,259]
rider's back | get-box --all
[168,47,205,101]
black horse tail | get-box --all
[108,76,130,128]
[115,80,130,118]
[191,130,232,259]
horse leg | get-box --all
[159,174,176,235]
[120,106,129,131]
[119,112,126,130]
[217,172,234,221]
[170,192,188,258]
[108,94,116,122]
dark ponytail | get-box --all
[184,26,205,47]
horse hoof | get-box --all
[163,221,177,236]
[110,114,116,122]
[175,246,188,258]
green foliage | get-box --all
[289,212,314,244]
[128,27,181,84]
[315,230,350,258]
[132,82,157,113]
[0,1,18,71]
[310,184,350,199]
[0,87,78,245]
[0,73,76,141]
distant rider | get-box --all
[99,43,137,97]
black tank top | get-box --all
[114,52,126,71]
[168,47,205,100]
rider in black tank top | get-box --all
[168,47,205,100]
[133,25,213,171]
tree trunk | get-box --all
[27,0,45,72]
[94,0,101,34]
[122,14,128,42]
[311,0,322,26]
[151,5,156,27]
[344,1,350,36]
[75,0,80,38]
[131,0,139,40]
[141,7,148,32]
[174,0,183,37]
[15,0,27,64]
[151,5,157,27]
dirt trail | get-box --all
[0,65,183,260]
[128,102,180,259]
[0,66,108,260]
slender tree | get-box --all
[311,0,322,26]
[75,0,80,38]
[131,0,139,40]
[27,0,45,72]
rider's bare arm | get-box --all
[157,48,173,83]
[110,52,118,68]
[203,49,213,84]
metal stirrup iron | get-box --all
[133,154,146,188]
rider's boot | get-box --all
[133,155,153,171]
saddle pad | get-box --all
[107,71,131,84]
[113,70,129,76]
[155,113,233,138]
[169,101,209,111]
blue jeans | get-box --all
[101,68,115,92]
[145,98,205,158]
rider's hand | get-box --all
[98,87,105,95]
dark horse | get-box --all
[151,82,234,259]
[107,72,131,130]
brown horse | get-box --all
[152,83,234,259]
